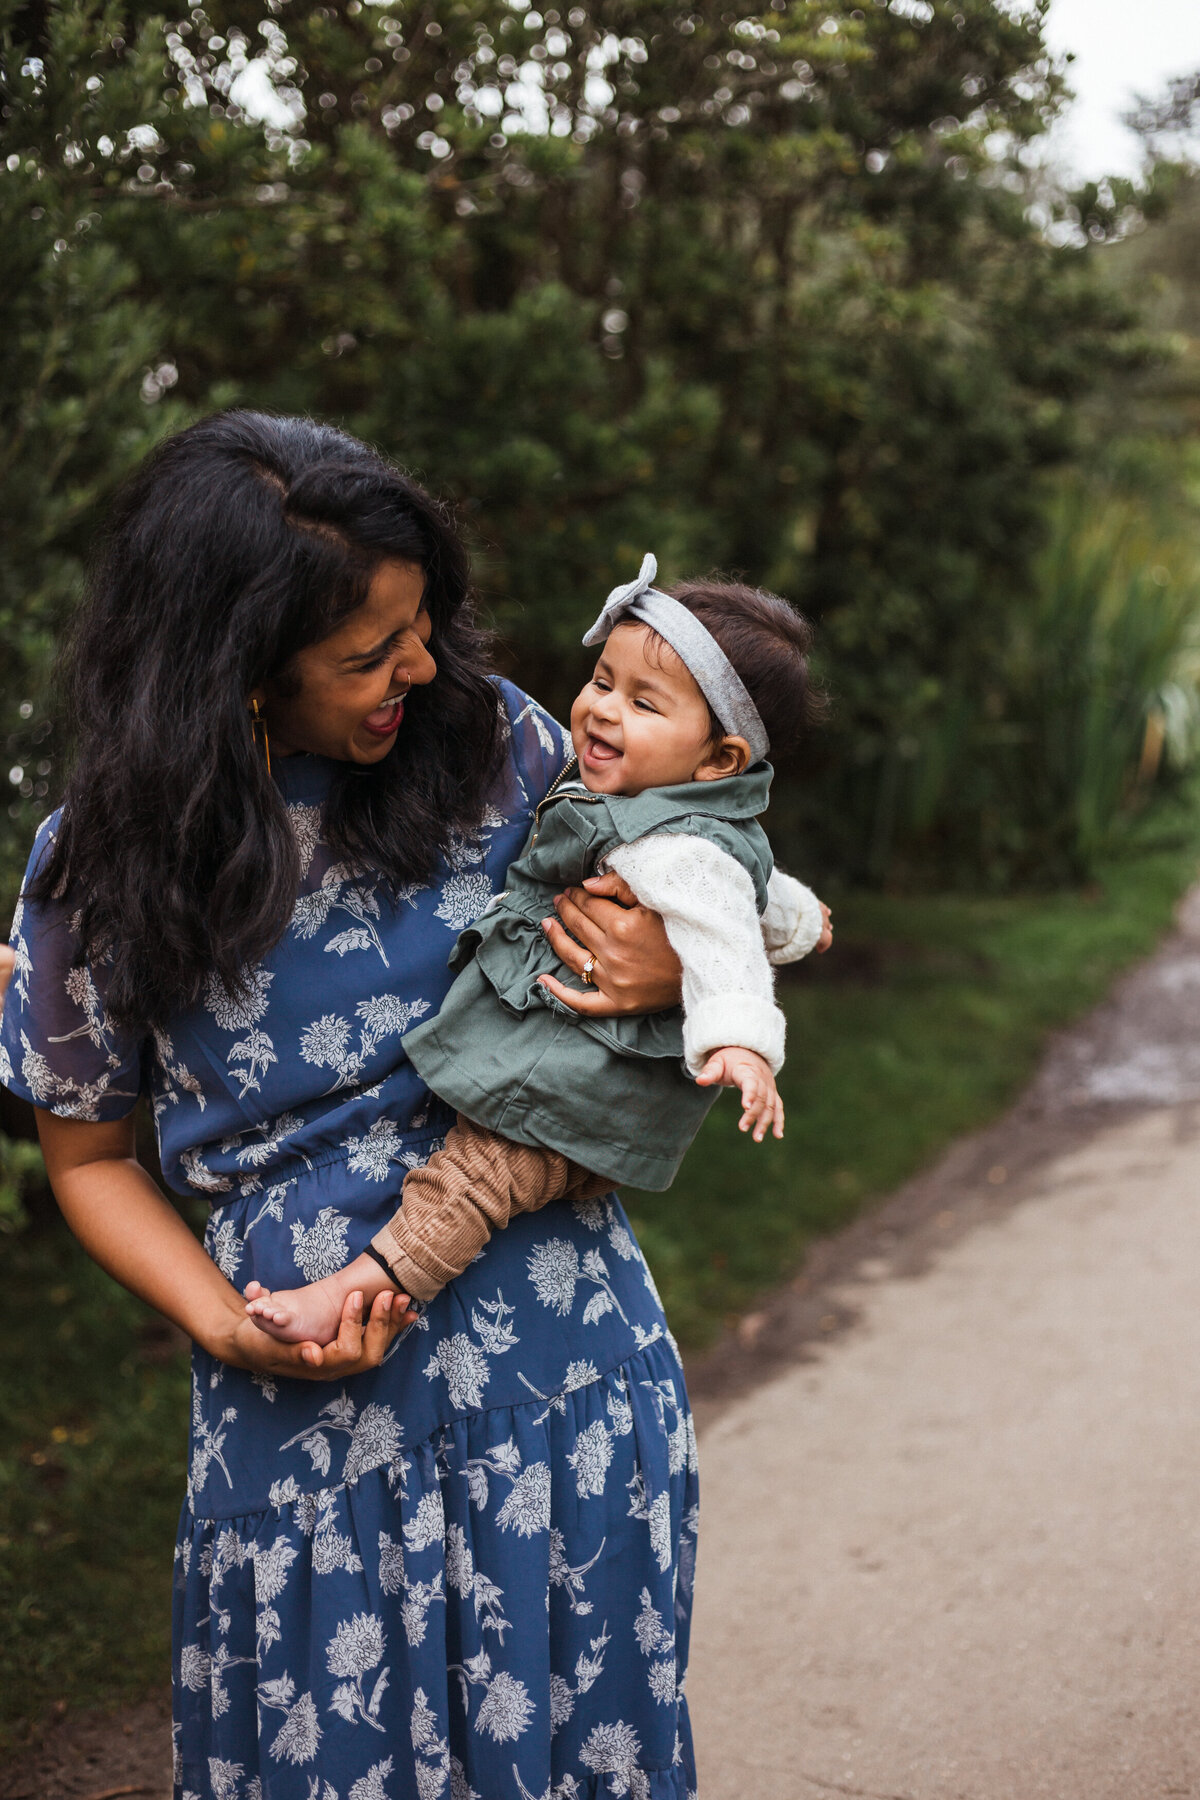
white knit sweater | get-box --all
[601,834,823,1076]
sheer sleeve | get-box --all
[0,816,146,1120]
[496,678,573,811]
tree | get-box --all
[0,0,1154,896]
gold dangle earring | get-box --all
[250,697,272,777]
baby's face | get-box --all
[570,621,728,796]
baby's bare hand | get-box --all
[817,901,833,954]
[695,1046,784,1142]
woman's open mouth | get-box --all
[363,694,406,738]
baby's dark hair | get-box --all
[665,578,826,761]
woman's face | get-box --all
[254,559,437,765]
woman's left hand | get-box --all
[538,871,682,1016]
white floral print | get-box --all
[526,1239,629,1326]
[207,1216,244,1281]
[349,1758,396,1800]
[425,1333,491,1411]
[548,1529,605,1617]
[288,802,323,878]
[343,1116,424,1183]
[546,1623,610,1735]
[290,1205,351,1282]
[633,1587,677,1706]
[202,967,278,1101]
[300,994,429,1091]
[152,1026,207,1114]
[279,1395,405,1490]
[292,863,392,966]
[567,1419,614,1498]
[433,872,496,933]
[461,1438,552,1541]
[579,1721,649,1798]
[442,1522,511,1641]
[449,1650,535,1744]
[259,1676,322,1765]
[402,1487,445,1554]
[411,1689,450,1800]
[327,1613,389,1732]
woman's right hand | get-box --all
[36,1109,415,1387]
[220,1285,414,1381]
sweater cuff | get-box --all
[684,994,786,1076]
[768,882,824,964]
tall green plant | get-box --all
[849,489,1200,886]
[1022,499,1200,860]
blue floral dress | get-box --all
[0,682,700,1800]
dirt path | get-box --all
[0,1695,172,1800]
[688,889,1200,1798]
[8,889,1200,1798]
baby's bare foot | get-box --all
[245,1281,343,1346]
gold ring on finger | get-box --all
[581,954,597,986]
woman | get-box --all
[0,414,698,1800]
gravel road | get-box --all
[688,889,1200,1799]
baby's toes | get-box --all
[250,1309,290,1341]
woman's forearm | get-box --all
[37,1113,245,1359]
[39,1110,415,1381]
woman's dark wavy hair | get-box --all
[32,411,505,1034]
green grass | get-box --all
[1,821,1198,1743]
[0,1233,190,1748]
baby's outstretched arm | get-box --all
[694,1046,784,1142]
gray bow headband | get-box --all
[582,553,770,763]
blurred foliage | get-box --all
[0,0,1172,907]
[0,1129,42,1232]
[824,482,1200,886]
[0,1225,190,1746]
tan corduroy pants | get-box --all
[370,1113,613,1303]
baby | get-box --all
[246,555,830,1345]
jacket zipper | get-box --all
[530,757,602,843]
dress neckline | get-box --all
[272,751,341,803]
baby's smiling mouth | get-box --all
[583,732,622,764]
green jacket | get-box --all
[402,761,773,1190]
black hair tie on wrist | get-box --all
[363,1242,402,1288]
